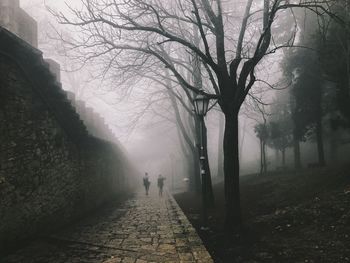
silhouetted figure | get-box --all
[143,172,150,195]
[157,174,166,197]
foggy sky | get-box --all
[19,0,285,177]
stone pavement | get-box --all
[2,189,213,263]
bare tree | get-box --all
[50,0,335,231]
[254,106,269,175]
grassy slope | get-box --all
[174,164,350,263]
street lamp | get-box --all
[193,94,211,230]
[194,94,210,117]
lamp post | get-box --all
[193,94,210,229]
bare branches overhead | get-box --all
[48,0,337,230]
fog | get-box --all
[17,0,350,188]
[3,1,350,261]
[16,1,241,180]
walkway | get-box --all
[2,189,213,263]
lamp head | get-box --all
[194,94,210,116]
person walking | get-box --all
[157,174,166,197]
[143,172,151,195]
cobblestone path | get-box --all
[2,190,213,263]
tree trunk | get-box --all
[224,113,241,231]
[282,148,286,167]
[346,0,350,97]
[293,135,302,170]
[175,126,200,193]
[275,149,279,166]
[176,124,197,192]
[217,113,224,178]
[329,127,338,163]
[314,76,325,166]
[291,84,302,170]
[316,117,326,166]
[263,140,267,174]
[260,139,263,175]
[239,118,247,159]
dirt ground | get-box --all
[174,164,350,263]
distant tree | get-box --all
[319,1,350,127]
[281,4,350,167]
[281,9,328,168]
[254,121,269,175]
[288,48,326,166]
[267,101,294,167]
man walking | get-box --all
[143,172,150,195]
[157,174,166,197]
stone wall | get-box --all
[0,27,137,254]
